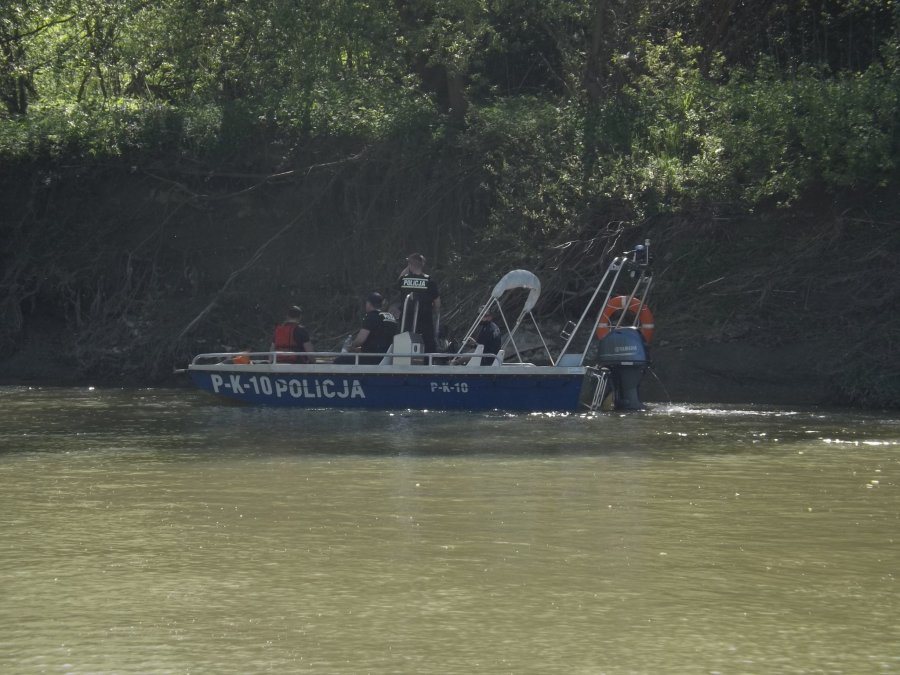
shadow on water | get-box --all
[1,386,897,461]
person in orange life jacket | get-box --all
[334,292,399,365]
[398,253,440,353]
[230,348,252,365]
[271,305,314,363]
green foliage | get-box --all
[465,97,585,267]
[607,35,728,210]
[275,78,436,142]
[0,100,220,160]
[715,61,899,204]
[3,0,898,220]
[582,34,900,214]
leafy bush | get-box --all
[464,98,586,265]
[718,61,899,204]
[275,78,436,142]
[588,37,900,214]
[0,101,225,161]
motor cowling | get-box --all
[596,328,649,410]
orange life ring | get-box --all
[595,296,655,344]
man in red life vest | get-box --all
[271,305,314,363]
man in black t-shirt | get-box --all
[398,253,440,353]
[335,292,399,365]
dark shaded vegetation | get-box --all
[1,0,898,407]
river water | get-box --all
[1,386,898,674]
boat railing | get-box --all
[189,349,511,368]
[555,240,653,366]
[399,294,420,334]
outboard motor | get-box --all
[596,327,649,410]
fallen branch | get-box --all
[175,170,343,341]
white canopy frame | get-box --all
[457,270,554,364]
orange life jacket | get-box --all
[273,322,308,363]
[274,323,298,350]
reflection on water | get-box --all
[1,386,899,673]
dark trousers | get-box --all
[417,316,436,353]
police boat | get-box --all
[186,242,656,412]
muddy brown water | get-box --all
[1,386,898,673]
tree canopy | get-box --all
[4,1,897,116]
[3,1,897,207]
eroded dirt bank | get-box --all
[1,164,897,408]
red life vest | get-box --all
[274,323,298,350]
[273,322,307,363]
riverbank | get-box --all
[2,1,898,408]
[1,163,897,409]
[0,274,858,409]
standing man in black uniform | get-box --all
[335,292,399,365]
[398,253,441,354]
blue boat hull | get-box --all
[189,368,586,412]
